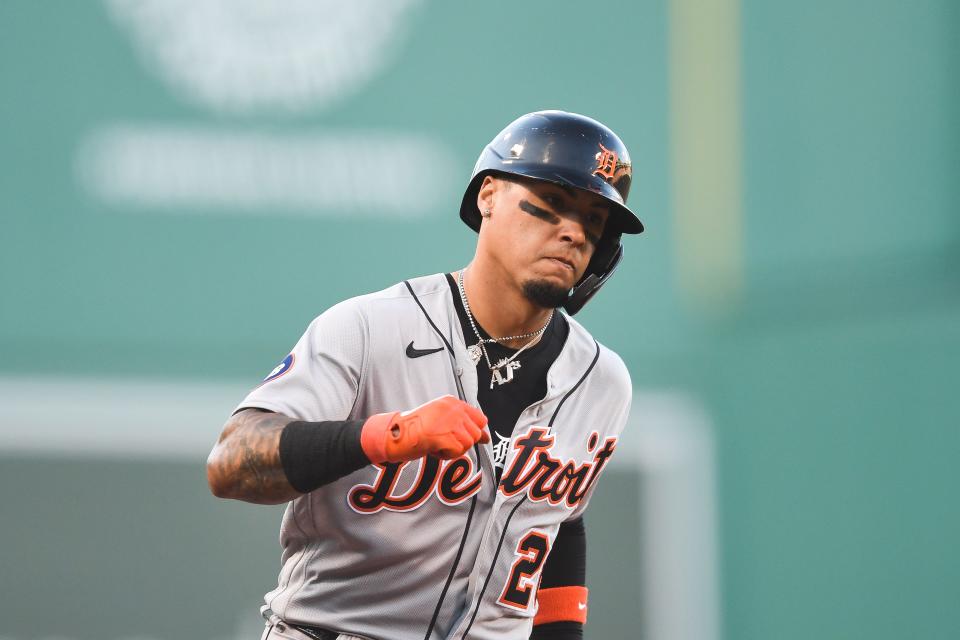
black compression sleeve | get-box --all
[541,516,587,587]
[279,420,369,493]
[530,517,586,640]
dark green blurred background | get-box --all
[1,1,957,639]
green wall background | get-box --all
[2,1,958,639]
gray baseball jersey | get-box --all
[237,273,632,640]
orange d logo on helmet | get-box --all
[592,143,620,182]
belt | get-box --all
[261,609,340,640]
[288,624,339,640]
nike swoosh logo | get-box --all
[406,341,444,358]
[578,602,587,610]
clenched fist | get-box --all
[360,395,490,463]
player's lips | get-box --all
[544,256,576,271]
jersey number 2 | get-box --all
[498,530,551,611]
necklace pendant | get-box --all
[490,360,522,389]
[467,344,483,365]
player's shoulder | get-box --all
[564,313,632,392]
[348,272,450,309]
[308,273,449,324]
[368,272,450,301]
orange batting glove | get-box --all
[360,395,490,464]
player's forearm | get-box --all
[206,409,301,505]
[207,409,385,504]
[207,397,487,505]
[530,517,587,638]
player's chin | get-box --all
[520,278,572,309]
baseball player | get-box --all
[207,110,643,640]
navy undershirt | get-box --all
[444,273,569,481]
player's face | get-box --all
[478,176,611,303]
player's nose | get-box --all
[556,212,589,246]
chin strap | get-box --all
[562,243,624,315]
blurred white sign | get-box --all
[105,0,423,115]
[84,2,457,217]
[76,125,458,216]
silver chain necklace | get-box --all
[457,269,553,388]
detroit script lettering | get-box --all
[347,427,617,513]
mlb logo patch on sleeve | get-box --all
[262,353,295,384]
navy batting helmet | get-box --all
[460,110,643,315]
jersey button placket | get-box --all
[452,495,507,639]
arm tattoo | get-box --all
[207,409,301,504]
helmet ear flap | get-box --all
[585,229,621,278]
[563,235,623,315]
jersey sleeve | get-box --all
[566,349,632,522]
[235,299,368,422]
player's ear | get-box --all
[476,175,503,220]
